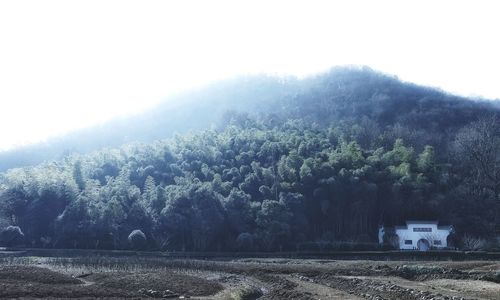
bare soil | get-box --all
[0,265,223,299]
[0,256,498,299]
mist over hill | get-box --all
[0,74,296,171]
[1,66,497,172]
[1,66,499,251]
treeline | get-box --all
[1,117,499,251]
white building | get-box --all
[379,221,453,251]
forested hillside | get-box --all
[1,66,496,171]
[0,67,499,251]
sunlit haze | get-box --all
[1,0,499,150]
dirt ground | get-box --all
[0,256,498,299]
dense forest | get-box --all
[0,67,499,251]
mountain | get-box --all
[0,66,497,172]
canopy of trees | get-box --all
[1,119,498,250]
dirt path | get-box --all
[326,276,500,300]
[337,276,500,300]
[188,271,268,299]
[287,275,363,300]
[429,279,500,300]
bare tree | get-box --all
[454,116,500,234]
[455,116,500,196]
[461,234,486,251]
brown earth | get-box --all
[0,265,223,299]
[87,271,223,297]
[0,257,499,299]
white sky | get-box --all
[0,0,499,151]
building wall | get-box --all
[395,222,451,250]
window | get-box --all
[404,240,412,245]
[434,240,442,245]
[413,227,432,232]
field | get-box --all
[0,252,499,299]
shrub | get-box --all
[0,226,25,247]
[236,232,254,251]
[383,232,400,249]
[461,234,486,251]
[128,229,147,250]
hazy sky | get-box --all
[0,0,499,150]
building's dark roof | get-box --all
[438,226,452,230]
[405,220,438,225]
[393,220,451,230]
[388,221,452,231]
